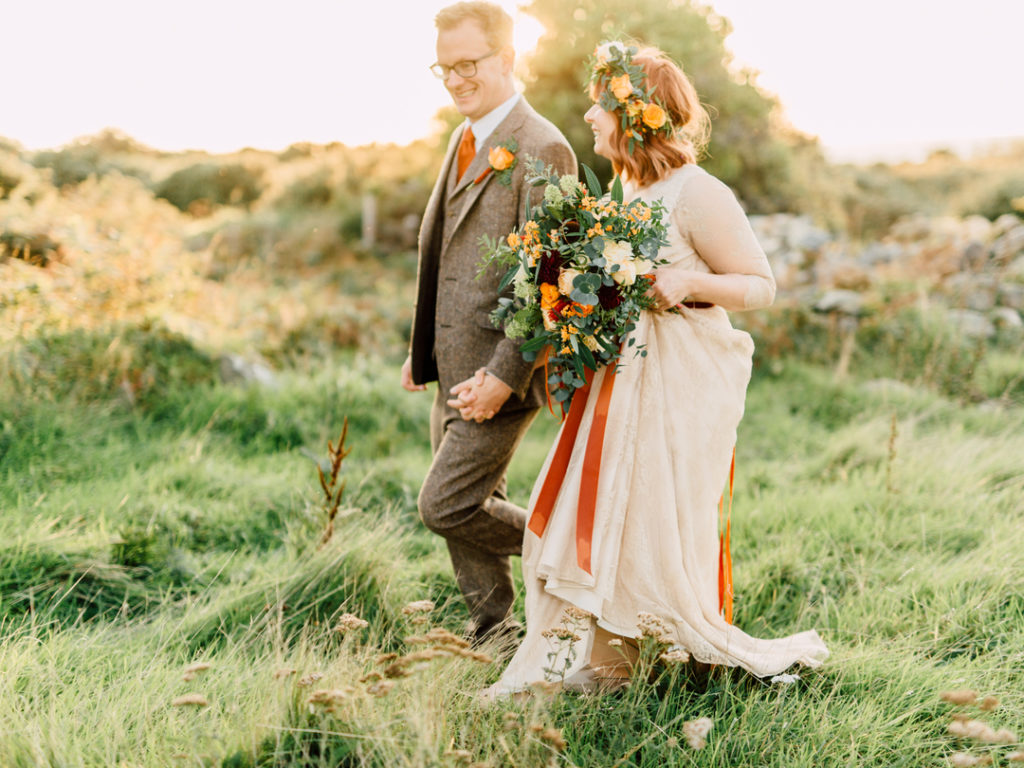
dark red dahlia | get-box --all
[598,283,622,309]
[537,250,564,285]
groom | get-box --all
[401,1,576,643]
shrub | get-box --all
[155,162,265,213]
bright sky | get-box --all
[4,0,1022,162]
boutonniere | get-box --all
[474,136,518,187]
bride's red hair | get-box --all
[590,46,710,187]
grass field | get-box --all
[1,326,1022,767]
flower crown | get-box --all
[588,41,674,154]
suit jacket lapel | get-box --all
[447,99,530,238]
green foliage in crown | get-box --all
[588,41,674,154]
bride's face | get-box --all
[584,103,618,160]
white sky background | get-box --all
[3,0,1022,162]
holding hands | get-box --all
[447,368,512,423]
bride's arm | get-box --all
[649,171,775,312]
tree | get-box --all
[519,0,823,213]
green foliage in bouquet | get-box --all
[480,160,669,403]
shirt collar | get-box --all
[466,93,521,152]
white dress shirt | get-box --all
[465,93,521,152]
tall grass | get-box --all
[0,331,1021,766]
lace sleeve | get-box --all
[674,171,776,310]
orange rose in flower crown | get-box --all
[589,40,675,154]
[474,136,518,187]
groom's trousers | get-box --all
[419,387,539,637]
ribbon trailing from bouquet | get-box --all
[718,447,736,624]
[528,365,617,574]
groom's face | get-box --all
[436,20,512,122]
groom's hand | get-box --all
[447,368,512,422]
[401,355,427,392]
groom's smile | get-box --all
[435,18,515,123]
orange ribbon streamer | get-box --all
[717,447,736,624]
[528,366,616,574]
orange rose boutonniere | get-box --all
[474,136,518,187]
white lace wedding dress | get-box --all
[491,164,829,694]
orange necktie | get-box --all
[456,125,475,181]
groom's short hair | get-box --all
[435,2,514,52]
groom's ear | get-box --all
[499,46,515,74]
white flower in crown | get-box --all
[594,41,626,65]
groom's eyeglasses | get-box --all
[430,49,499,80]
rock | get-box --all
[814,289,865,316]
[991,307,1023,330]
[992,213,1022,238]
[992,225,1024,264]
[997,282,1024,310]
[218,354,278,388]
[945,309,995,339]
[960,241,988,271]
[859,242,903,266]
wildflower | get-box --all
[771,673,801,685]
[182,661,212,682]
[562,606,592,622]
[941,690,979,705]
[559,174,582,196]
[171,694,209,707]
[506,232,520,249]
[541,627,581,643]
[607,638,623,648]
[637,612,674,644]
[660,649,690,664]
[334,613,369,632]
[297,673,324,687]
[682,717,713,750]
[273,667,297,679]
[402,600,435,615]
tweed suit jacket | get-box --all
[410,98,577,408]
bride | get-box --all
[487,42,829,695]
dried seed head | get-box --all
[948,752,992,767]
[941,690,979,706]
[607,638,623,647]
[171,693,209,707]
[540,728,567,751]
[359,671,383,684]
[444,749,472,762]
[334,613,369,632]
[947,719,1011,743]
[273,667,297,680]
[367,680,394,697]
[992,729,1019,745]
[297,673,324,687]
[402,600,436,615]
[659,649,690,664]
[1006,751,1024,762]
[978,696,999,711]
[307,688,353,707]
[682,717,713,750]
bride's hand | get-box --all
[647,268,697,310]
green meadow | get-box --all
[1,326,1021,767]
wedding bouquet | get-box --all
[481,161,669,403]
